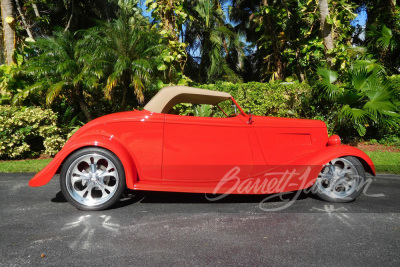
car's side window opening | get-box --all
[169,99,241,118]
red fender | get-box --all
[267,144,376,192]
[29,134,138,189]
[302,144,375,175]
[288,144,375,189]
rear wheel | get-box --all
[60,147,125,210]
[313,156,366,202]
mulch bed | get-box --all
[355,142,400,153]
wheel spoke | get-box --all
[339,169,352,176]
[90,163,96,174]
[319,173,332,179]
[71,170,90,184]
[328,164,336,175]
[97,182,113,197]
[338,178,351,191]
[85,183,95,200]
[98,167,117,178]
[327,179,337,192]
[71,175,82,185]
[76,182,93,198]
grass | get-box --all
[365,151,400,174]
[0,158,52,173]
[0,150,399,174]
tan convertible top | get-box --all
[144,85,232,113]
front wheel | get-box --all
[60,147,126,210]
[312,156,366,202]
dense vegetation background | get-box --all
[0,0,399,159]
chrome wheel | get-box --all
[314,157,364,202]
[63,150,122,209]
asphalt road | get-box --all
[1,173,400,266]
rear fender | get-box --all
[278,145,375,191]
[297,145,375,177]
[29,134,138,189]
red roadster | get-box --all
[30,86,375,210]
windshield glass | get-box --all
[169,99,243,118]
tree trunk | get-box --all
[389,0,396,14]
[121,87,127,111]
[1,0,15,65]
[296,47,305,82]
[32,3,40,17]
[14,0,34,39]
[64,0,74,33]
[78,97,92,122]
[262,0,284,80]
[319,0,334,66]
[164,0,175,35]
[74,85,92,121]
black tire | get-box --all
[60,147,126,210]
[312,156,366,203]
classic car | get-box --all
[30,86,375,210]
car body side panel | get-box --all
[252,116,329,165]
[162,114,253,181]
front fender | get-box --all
[29,134,138,189]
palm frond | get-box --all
[377,25,394,50]
[317,67,338,84]
[317,67,342,100]
[11,82,44,106]
[363,89,398,119]
[104,73,119,99]
[339,105,370,125]
[46,81,65,105]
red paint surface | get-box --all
[29,100,375,194]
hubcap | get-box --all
[315,158,360,199]
[65,153,119,206]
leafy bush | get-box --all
[0,106,65,159]
[388,74,400,99]
[196,81,311,117]
[315,61,400,138]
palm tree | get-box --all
[229,0,297,81]
[317,60,400,136]
[370,25,400,74]
[185,0,242,83]
[79,12,164,111]
[14,31,94,121]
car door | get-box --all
[162,114,253,182]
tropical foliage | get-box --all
[79,13,164,111]
[1,0,400,159]
[315,61,400,137]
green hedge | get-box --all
[0,106,66,159]
[196,81,310,118]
